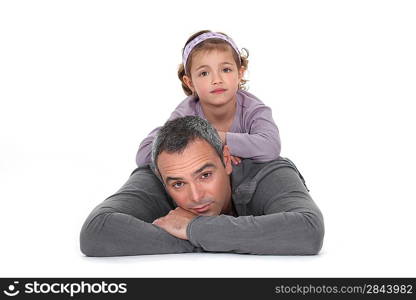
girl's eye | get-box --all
[172,182,184,189]
[223,68,232,73]
[199,71,208,77]
[201,172,212,179]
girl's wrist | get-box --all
[219,131,227,144]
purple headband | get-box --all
[182,32,241,73]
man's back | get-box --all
[80,157,324,256]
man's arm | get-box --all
[80,166,197,256]
[185,160,324,255]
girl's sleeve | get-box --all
[226,104,281,161]
[135,126,161,166]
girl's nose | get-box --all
[211,71,223,85]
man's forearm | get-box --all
[80,210,196,257]
[186,211,324,255]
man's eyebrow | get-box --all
[192,163,216,177]
[164,163,217,185]
[165,176,184,185]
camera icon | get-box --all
[3,281,20,297]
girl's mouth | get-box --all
[210,89,226,94]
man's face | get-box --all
[157,139,233,216]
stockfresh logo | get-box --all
[3,281,20,297]
[2,280,127,297]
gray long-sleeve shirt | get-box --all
[135,90,281,166]
[80,157,324,256]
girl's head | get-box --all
[178,30,249,101]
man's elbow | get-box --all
[303,214,325,255]
[80,224,100,257]
[79,213,111,257]
[305,225,324,255]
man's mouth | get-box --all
[193,202,212,213]
[210,88,226,94]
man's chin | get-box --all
[196,210,219,217]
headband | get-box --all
[182,32,241,73]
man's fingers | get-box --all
[152,218,162,225]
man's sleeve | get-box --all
[225,105,281,162]
[80,166,197,256]
[186,161,324,255]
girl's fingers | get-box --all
[231,156,241,165]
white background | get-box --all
[1,0,415,277]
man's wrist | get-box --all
[186,215,203,246]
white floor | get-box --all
[1,0,415,278]
[1,146,415,278]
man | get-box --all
[80,116,324,256]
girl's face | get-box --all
[183,47,244,108]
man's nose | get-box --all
[188,183,204,203]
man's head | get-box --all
[151,116,233,216]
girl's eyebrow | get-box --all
[195,65,209,71]
[195,62,234,71]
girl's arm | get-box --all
[135,98,194,166]
[136,101,195,167]
[226,104,281,161]
[135,127,160,166]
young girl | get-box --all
[136,30,281,166]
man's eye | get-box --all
[201,172,212,179]
[223,68,232,72]
[172,182,184,189]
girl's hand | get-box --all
[230,155,242,165]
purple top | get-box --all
[136,89,281,166]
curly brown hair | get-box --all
[177,30,249,96]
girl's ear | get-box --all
[238,66,245,81]
[183,75,195,92]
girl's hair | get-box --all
[177,30,249,96]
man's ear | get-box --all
[222,145,233,175]
[183,75,195,93]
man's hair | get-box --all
[151,116,224,181]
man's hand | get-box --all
[152,207,198,240]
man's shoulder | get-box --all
[231,158,299,214]
[231,157,296,190]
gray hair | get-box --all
[151,116,224,181]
